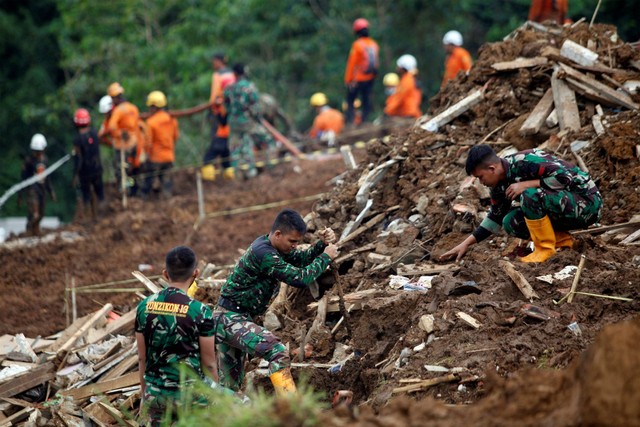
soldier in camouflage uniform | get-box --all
[214,209,339,395]
[136,246,231,426]
[440,144,602,263]
[224,63,276,179]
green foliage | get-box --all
[1,0,638,222]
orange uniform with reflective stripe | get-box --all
[146,110,179,163]
[107,101,142,150]
[344,37,379,84]
[310,107,345,139]
[528,0,567,24]
[384,72,422,118]
[442,47,473,87]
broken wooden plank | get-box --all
[367,253,392,264]
[566,77,621,108]
[492,56,548,71]
[420,89,484,132]
[519,88,555,135]
[307,289,381,312]
[1,407,34,425]
[56,304,114,356]
[560,39,598,67]
[592,113,605,136]
[83,399,115,427]
[558,63,639,110]
[99,354,138,383]
[572,151,589,173]
[551,69,581,132]
[392,373,459,394]
[131,271,162,294]
[86,309,136,346]
[396,263,460,276]
[499,260,540,300]
[62,371,139,400]
[456,312,482,329]
[571,218,640,235]
[620,228,640,246]
[337,212,386,249]
[0,362,55,398]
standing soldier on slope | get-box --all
[104,82,143,195]
[142,91,179,199]
[441,30,473,88]
[344,18,379,125]
[214,209,339,395]
[72,108,105,221]
[224,63,275,179]
[19,134,56,236]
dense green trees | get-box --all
[1,0,638,220]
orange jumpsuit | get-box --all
[528,0,568,24]
[344,37,379,84]
[107,101,142,151]
[310,107,345,139]
[442,47,473,87]
[146,110,179,164]
[384,72,422,118]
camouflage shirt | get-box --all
[220,236,331,318]
[135,287,217,399]
[224,77,260,128]
[478,149,600,236]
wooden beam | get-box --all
[392,373,459,394]
[62,371,139,401]
[99,354,138,383]
[131,271,162,294]
[551,69,581,132]
[456,312,482,329]
[396,263,460,276]
[337,212,386,249]
[558,63,639,110]
[519,88,555,135]
[567,255,587,304]
[492,57,548,71]
[1,407,34,425]
[420,90,484,132]
[56,304,114,355]
[571,218,640,235]
[499,260,539,300]
[86,309,136,346]
[565,77,620,108]
[0,362,55,398]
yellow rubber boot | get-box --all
[520,216,556,263]
[555,231,574,249]
[223,167,235,180]
[270,368,297,397]
[201,164,216,181]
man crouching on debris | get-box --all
[440,144,602,263]
[136,246,230,425]
[214,208,339,396]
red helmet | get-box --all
[352,18,369,32]
[74,108,91,126]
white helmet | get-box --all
[30,133,47,151]
[396,54,418,72]
[443,30,463,46]
[99,95,113,114]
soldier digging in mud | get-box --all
[213,209,339,395]
[440,144,602,263]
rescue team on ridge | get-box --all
[20,20,473,235]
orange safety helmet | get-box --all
[74,108,91,126]
[107,82,124,97]
[352,18,369,32]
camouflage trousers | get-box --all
[213,309,289,391]
[229,123,276,176]
[503,188,603,239]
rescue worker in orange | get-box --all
[384,55,422,119]
[142,91,179,198]
[309,93,344,146]
[344,18,379,125]
[528,0,568,25]
[441,31,473,88]
[105,82,143,195]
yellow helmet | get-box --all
[310,92,328,107]
[147,90,167,108]
[383,73,400,87]
[107,82,124,97]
